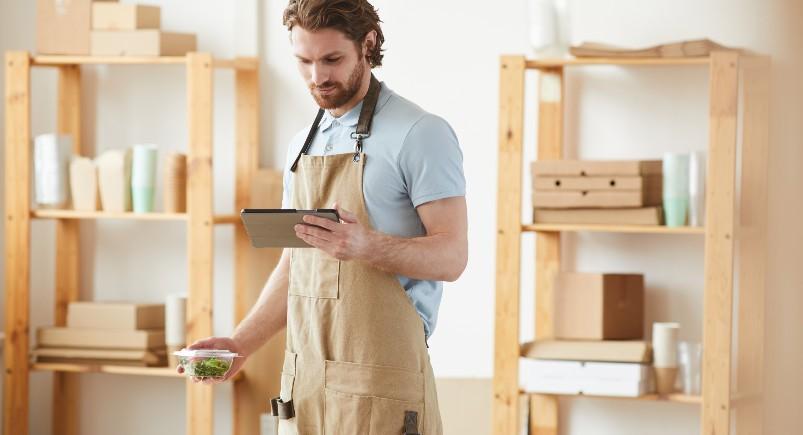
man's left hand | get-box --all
[295,204,374,261]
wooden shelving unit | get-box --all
[4,51,283,435]
[493,53,770,435]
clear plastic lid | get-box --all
[173,349,239,358]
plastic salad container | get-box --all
[174,349,239,379]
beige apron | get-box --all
[274,76,442,435]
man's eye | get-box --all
[325,57,341,64]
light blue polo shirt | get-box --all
[281,82,466,337]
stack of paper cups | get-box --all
[688,151,706,227]
[163,153,187,213]
[166,293,187,367]
[96,149,132,212]
[131,144,158,213]
[662,153,690,227]
[652,322,680,394]
[34,134,73,208]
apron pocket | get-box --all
[324,360,425,434]
[289,248,340,299]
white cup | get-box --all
[34,134,73,208]
[165,293,187,347]
[688,151,706,227]
[652,322,680,368]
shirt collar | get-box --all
[319,82,391,132]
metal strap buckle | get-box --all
[350,132,370,140]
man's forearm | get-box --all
[231,250,290,357]
[365,231,466,282]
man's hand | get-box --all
[177,336,247,384]
[295,203,374,261]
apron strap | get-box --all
[270,396,295,420]
[290,74,382,172]
[403,411,420,435]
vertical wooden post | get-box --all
[702,51,740,435]
[186,52,214,435]
[734,56,770,435]
[493,55,526,435]
[53,64,82,435]
[530,68,564,435]
[4,51,31,435]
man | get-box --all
[181,1,467,433]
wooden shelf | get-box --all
[525,57,711,69]
[31,209,241,224]
[31,55,256,70]
[522,223,705,235]
[524,391,701,405]
[31,362,183,378]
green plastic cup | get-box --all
[664,197,688,227]
[132,186,155,213]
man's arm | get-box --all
[230,249,290,356]
[296,196,468,282]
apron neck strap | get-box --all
[290,74,381,172]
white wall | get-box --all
[2,1,801,435]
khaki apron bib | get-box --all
[274,76,442,435]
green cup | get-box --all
[664,197,688,227]
[132,186,155,213]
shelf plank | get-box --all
[31,362,183,378]
[526,57,711,69]
[523,391,701,405]
[522,223,705,235]
[32,55,254,70]
[32,209,188,221]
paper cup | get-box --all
[132,144,158,187]
[653,322,680,368]
[34,134,73,208]
[688,151,706,227]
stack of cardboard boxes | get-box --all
[532,160,664,225]
[33,302,167,367]
[37,0,196,56]
[519,273,654,397]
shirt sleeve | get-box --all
[281,129,308,208]
[398,114,466,207]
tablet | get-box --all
[240,208,341,248]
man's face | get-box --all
[292,27,367,110]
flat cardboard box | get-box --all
[67,302,165,330]
[92,3,160,30]
[532,160,662,177]
[521,340,652,363]
[533,188,661,208]
[37,0,118,55]
[91,30,197,56]
[32,347,167,366]
[533,207,663,225]
[555,273,644,340]
[37,327,165,350]
[519,358,653,397]
[534,175,649,191]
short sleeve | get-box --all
[281,129,309,209]
[398,114,466,207]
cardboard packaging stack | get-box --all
[531,160,664,225]
[520,272,653,397]
[37,0,196,56]
[33,302,167,367]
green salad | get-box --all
[185,357,232,378]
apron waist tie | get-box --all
[270,396,295,420]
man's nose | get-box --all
[311,63,329,86]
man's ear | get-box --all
[363,30,377,58]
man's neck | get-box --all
[328,69,372,118]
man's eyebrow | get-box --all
[294,51,345,61]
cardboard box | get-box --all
[521,340,652,363]
[33,347,167,366]
[555,273,644,340]
[531,160,662,177]
[519,359,652,397]
[37,0,118,55]
[37,327,165,350]
[533,207,663,225]
[91,30,197,56]
[92,3,160,30]
[532,189,661,209]
[67,302,165,330]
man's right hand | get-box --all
[176,336,247,384]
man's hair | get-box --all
[283,0,385,68]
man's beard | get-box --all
[309,60,365,110]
